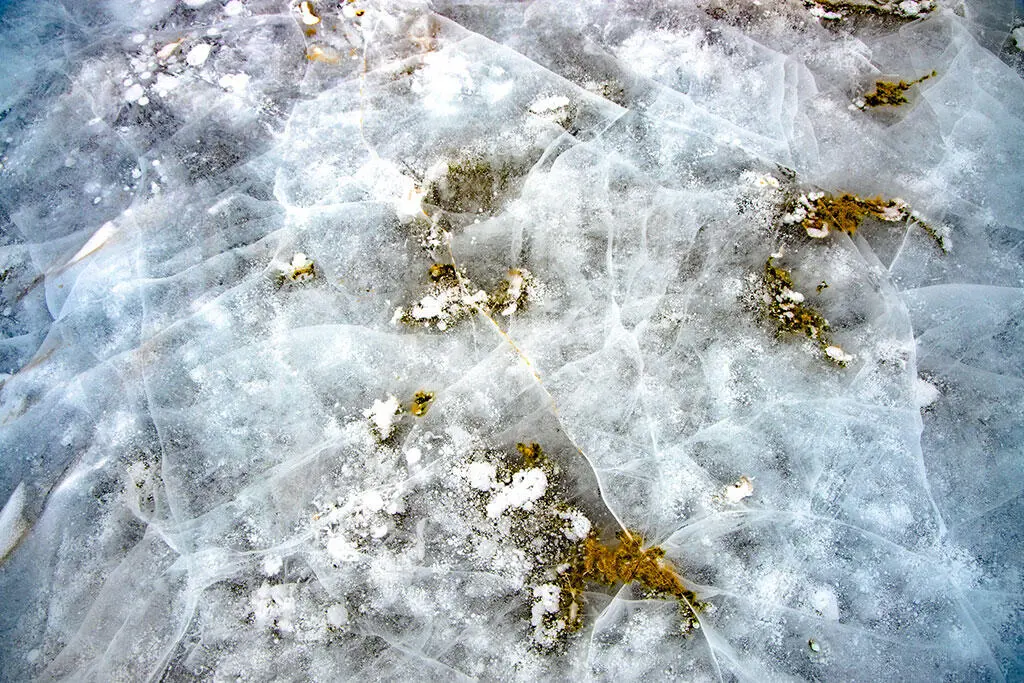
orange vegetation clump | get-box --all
[783,191,947,251]
[544,530,703,641]
[582,531,701,605]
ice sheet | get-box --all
[0,0,1021,680]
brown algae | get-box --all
[759,258,854,366]
[856,71,936,108]
[409,391,434,417]
[423,155,531,216]
[783,191,947,252]
[470,443,704,648]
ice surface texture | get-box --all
[0,0,1022,680]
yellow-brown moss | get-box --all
[410,391,434,417]
[470,442,703,647]
[489,268,535,317]
[397,264,538,331]
[759,258,855,366]
[861,71,936,108]
[516,442,544,468]
[763,259,830,341]
[785,191,947,252]
[424,156,530,216]
[274,253,317,287]
[805,0,935,20]
[547,530,704,640]
[428,262,458,283]
[395,264,487,331]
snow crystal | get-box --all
[724,476,754,503]
[914,377,940,408]
[486,468,548,518]
[363,396,401,439]
[185,43,212,67]
[0,483,27,561]
[466,461,497,491]
[824,345,855,365]
[326,603,349,628]
[558,509,592,541]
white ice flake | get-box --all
[486,468,547,518]
[724,476,754,503]
[185,43,212,67]
[363,396,401,440]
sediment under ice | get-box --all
[0,0,1022,680]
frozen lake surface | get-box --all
[0,0,1022,680]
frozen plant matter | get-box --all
[804,0,937,21]
[273,252,317,285]
[0,0,1022,680]
[363,395,402,441]
[756,257,855,366]
[783,191,948,251]
[854,71,937,109]
[395,263,489,330]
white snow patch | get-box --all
[251,582,296,633]
[1013,27,1024,51]
[154,73,180,96]
[411,294,446,320]
[486,468,547,518]
[326,603,349,628]
[394,176,426,220]
[810,586,841,621]
[326,535,360,562]
[124,83,146,103]
[262,554,283,576]
[743,171,780,190]
[363,395,401,439]
[559,509,592,541]
[360,490,385,513]
[530,583,565,646]
[898,0,921,16]
[298,1,320,25]
[914,377,940,408]
[825,345,855,365]
[781,287,805,303]
[724,475,754,503]
[185,43,212,67]
[531,584,560,626]
[805,224,830,239]
[466,461,497,491]
[218,73,250,93]
[0,483,28,562]
[528,95,573,125]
